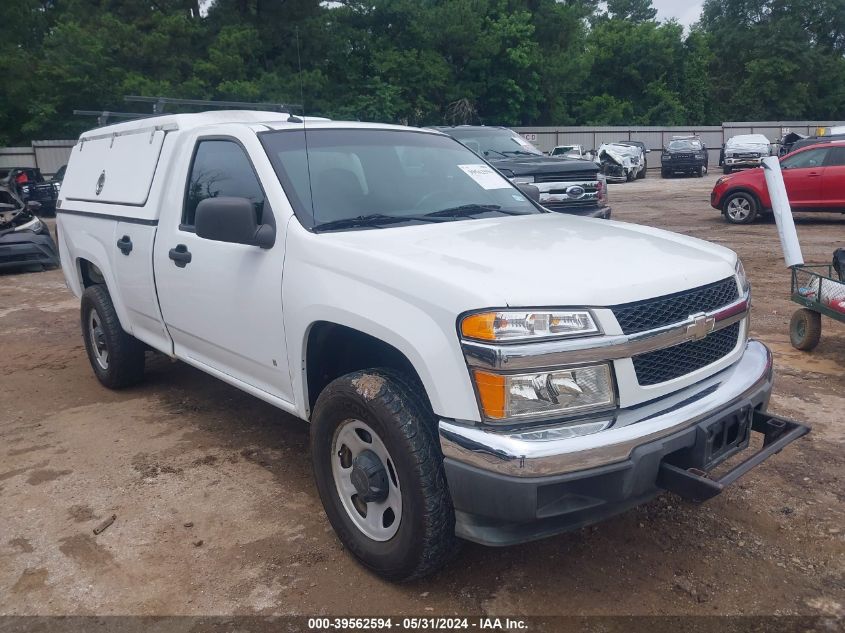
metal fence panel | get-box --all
[0,147,36,169]
[32,140,75,176]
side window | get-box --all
[782,148,830,170]
[826,147,845,167]
[183,140,265,228]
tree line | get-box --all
[1,0,844,144]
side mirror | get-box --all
[26,200,41,212]
[195,197,275,249]
[518,183,541,203]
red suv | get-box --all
[711,141,845,224]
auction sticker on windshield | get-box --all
[458,164,512,190]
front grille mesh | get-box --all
[612,278,739,335]
[633,323,741,386]
[535,171,597,183]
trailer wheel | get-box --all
[311,368,459,581]
[790,309,822,351]
[80,285,146,388]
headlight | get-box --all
[473,364,616,421]
[661,154,671,161]
[14,217,43,233]
[510,175,535,185]
[694,153,705,159]
[461,310,599,342]
[735,259,750,294]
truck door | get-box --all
[153,134,294,404]
[821,146,845,209]
[781,147,830,209]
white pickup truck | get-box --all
[57,111,808,581]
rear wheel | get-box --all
[311,369,459,581]
[790,309,822,351]
[80,285,146,388]
[723,191,758,224]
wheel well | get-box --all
[78,258,106,288]
[305,322,426,412]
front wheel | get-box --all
[723,166,733,175]
[661,169,671,178]
[311,369,459,581]
[722,192,758,224]
[790,308,822,351]
[80,285,146,388]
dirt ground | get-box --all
[1,172,843,618]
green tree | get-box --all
[606,0,658,22]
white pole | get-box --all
[762,156,804,268]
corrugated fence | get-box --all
[2,121,844,176]
[0,140,75,177]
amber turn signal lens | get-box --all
[461,312,497,341]
[473,370,506,419]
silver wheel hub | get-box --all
[88,310,109,370]
[727,197,751,220]
[331,419,401,541]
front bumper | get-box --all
[725,157,763,168]
[0,230,59,270]
[439,340,806,545]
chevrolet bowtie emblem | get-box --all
[686,314,716,341]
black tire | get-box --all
[790,309,822,351]
[626,169,636,182]
[662,169,671,178]
[722,191,759,224]
[723,166,733,175]
[311,368,459,581]
[638,165,647,179]
[80,285,145,388]
[696,166,704,177]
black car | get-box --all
[432,126,611,219]
[0,166,60,217]
[0,185,59,271]
[661,136,709,178]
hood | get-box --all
[0,187,36,234]
[597,144,638,168]
[487,154,599,177]
[725,137,771,153]
[306,214,737,311]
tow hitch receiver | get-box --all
[657,410,810,502]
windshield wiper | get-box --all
[314,213,447,232]
[425,204,525,219]
[483,149,510,159]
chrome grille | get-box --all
[611,278,739,335]
[535,171,597,183]
[632,323,741,386]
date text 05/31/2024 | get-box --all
[307,617,528,630]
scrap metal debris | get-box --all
[93,514,116,535]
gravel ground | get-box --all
[1,172,843,618]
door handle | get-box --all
[808,172,821,177]
[168,244,192,268]
[116,235,133,255]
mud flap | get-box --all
[657,410,810,503]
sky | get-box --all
[653,0,705,28]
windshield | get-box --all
[726,136,769,149]
[444,128,543,159]
[552,146,576,155]
[668,140,702,151]
[260,129,542,231]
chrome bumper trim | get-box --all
[462,292,749,371]
[440,339,772,477]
